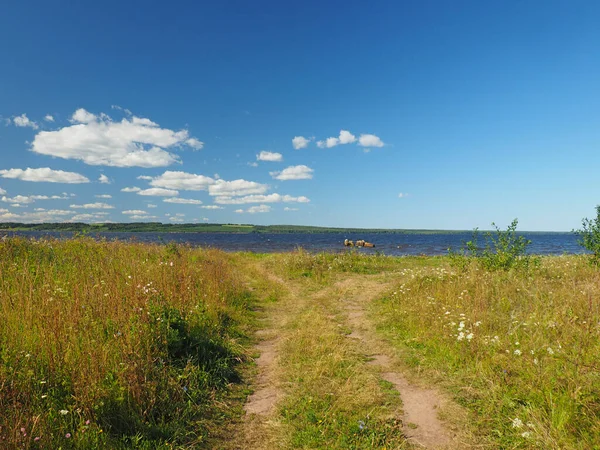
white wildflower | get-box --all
[514,349,522,356]
[521,431,531,438]
[547,347,554,355]
[466,333,474,341]
[59,409,69,415]
[457,332,465,341]
[512,417,523,428]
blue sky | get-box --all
[1,0,599,231]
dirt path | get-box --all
[236,264,463,449]
[339,277,455,449]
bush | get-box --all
[449,219,535,271]
[576,205,600,266]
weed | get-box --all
[576,205,600,266]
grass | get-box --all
[0,237,255,449]
[370,256,600,448]
[3,238,599,449]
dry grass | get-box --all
[0,237,254,449]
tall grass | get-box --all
[372,256,600,448]
[0,237,253,449]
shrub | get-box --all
[576,205,600,266]
[449,219,535,271]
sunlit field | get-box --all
[0,237,253,449]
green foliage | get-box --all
[576,205,600,266]
[449,219,536,271]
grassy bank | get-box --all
[370,256,600,448]
[0,237,255,448]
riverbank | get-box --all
[1,238,598,448]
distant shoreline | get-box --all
[0,222,572,234]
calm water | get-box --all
[0,230,583,256]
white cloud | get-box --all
[122,210,147,215]
[284,207,298,211]
[121,186,141,192]
[149,171,214,191]
[247,205,271,214]
[248,162,259,167]
[0,168,89,184]
[270,165,314,181]
[208,179,268,197]
[398,193,409,198]
[214,193,309,204]
[339,130,356,144]
[234,209,244,214]
[292,136,311,150]
[95,194,112,198]
[0,209,73,223]
[147,203,158,208]
[169,217,185,222]
[257,151,283,162]
[129,215,158,220]
[185,138,204,150]
[70,108,97,124]
[98,174,111,184]
[358,133,384,148]
[12,114,38,129]
[200,205,223,210]
[70,202,114,209]
[317,130,356,148]
[2,195,36,204]
[0,187,6,195]
[137,175,153,180]
[163,197,202,204]
[44,115,54,122]
[138,188,179,196]
[31,108,203,168]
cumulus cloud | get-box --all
[316,130,356,148]
[0,194,68,204]
[98,174,111,184]
[121,186,141,192]
[0,209,76,223]
[70,202,114,209]
[137,175,153,180]
[208,179,268,197]
[234,209,244,214]
[358,133,384,148]
[44,115,54,122]
[129,215,158,220]
[147,204,157,208]
[292,136,311,150]
[257,151,283,162]
[169,217,185,222]
[95,194,112,198]
[163,197,202,204]
[284,207,298,211]
[31,108,204,168]
[185,138,204,150]
[12,114,38,129]
[248,205,271,214]
[149,171,214,191]
[270,165,314,181]
[0,187,6,195]
[122,210,147,215]
[0,168,89,183]
[137,188,179,197]
[200,205,223,210]
[214,193,309,204]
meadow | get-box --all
[0,237,255,449]
[1,237,599,449]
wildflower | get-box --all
[547,347,554,355]
[474,321,482,327]
[85,420,90,425]
[466,333,474,341]
[457,332,465,341]
[512,417,524,428]
[458,321,465,330]
[521,431,531,438]
[514,349,522,356]
[533,358,538,365]
[358,420,365,430]
[34,437,40,442]
[59,410,69,415]
[20,428,26,433]
[65,433,71,438]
